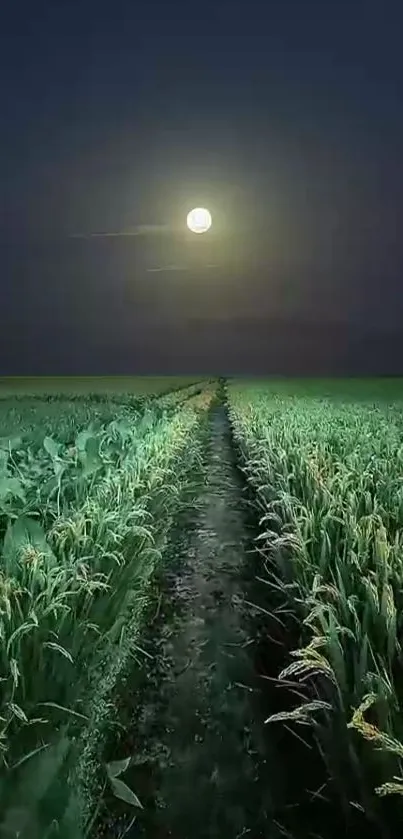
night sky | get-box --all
[1,0,403,375]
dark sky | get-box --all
[1,0,403,374]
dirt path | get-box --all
[98,404,270,839]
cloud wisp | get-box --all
[69,224,173,239]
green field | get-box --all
[1,378,403,838]
[0,376,202,396]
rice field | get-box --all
[0,381,214,837]
[1,377,403,838]
[0,376,203,396]
[227,379,403,834]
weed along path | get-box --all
[96,403,269,839]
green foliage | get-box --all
[105,756,143,810]
[0,386,212,834]
[227,380,403,824]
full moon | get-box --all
[186,207,212,234]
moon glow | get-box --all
[186,207,212,234]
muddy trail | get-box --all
[95,403,276,839]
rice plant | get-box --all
[0,388,212,836]
[227,380,403,831]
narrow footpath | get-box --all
[96,404,274,839]
[95,399,393,839]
